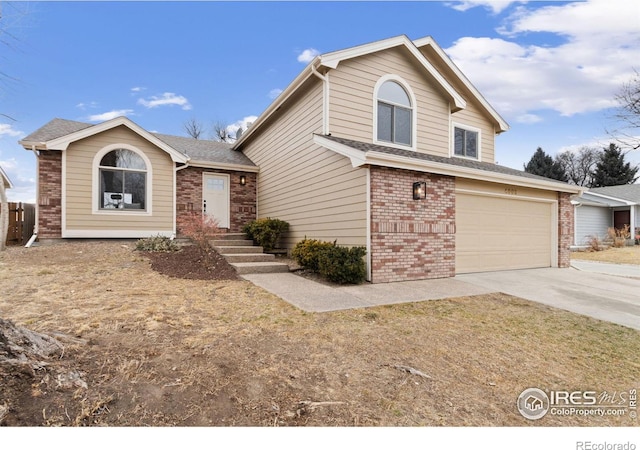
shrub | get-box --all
[317,245,367,285]
[243,218,289,252]
[177,211,221,251]
[608,225,630,248]
[135,235,179,252]
[586,235,604,252]
[291,238,336,272]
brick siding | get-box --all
[37,151,62,238]
[176,167,256,233]
[370,167,455,283]
[557,191,573,268]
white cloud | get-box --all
[268,88,283,100]
[0,123,23,138]
[87,109,134,122]
[445,0,640,121]
[515,113,543,124]
[0,158,36,203]
[130,86,145,93]
[226,115,259,141]
[297,48,320,63]
[76,101,98,110]
[446,0,522,14]
[137,92,192,110]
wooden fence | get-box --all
[1,202,36,246]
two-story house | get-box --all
[20,35,581,283]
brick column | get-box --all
[38,151,62,238]
[370,166,456,283]
[558,192,573,268]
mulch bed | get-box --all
[143,245,241,280]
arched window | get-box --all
[98,148,147,210]
[376,79,413,146]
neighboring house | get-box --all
[0,164,12,191]
[573,184,640,246]
[21,34,582,283]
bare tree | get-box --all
[212,121,231,142]
[183,118,204,139]
[555,146,601,187]
[608,68,640,150]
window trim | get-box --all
[451,122,482,161]
[373,75,417,150]
[92,143,153,215]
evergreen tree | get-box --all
[591,143,639,187]
[523,147,568,182]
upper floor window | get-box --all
[453,124,480,160]
[98,148,147,210]
[376,79,413,147]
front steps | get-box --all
[212,233,290,275]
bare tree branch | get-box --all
[183,118,204,139]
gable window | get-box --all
[99,149,147,210]
[376,80,413,147]
[453,125,480,160]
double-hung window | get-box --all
[453,125,480,159]
[377,80,412,146]
[99,149,147,210]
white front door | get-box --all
[202,173,230,228]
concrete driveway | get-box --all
[456,266,640,331]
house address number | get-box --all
[504,188,518,195]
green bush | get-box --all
[292,238,336,272]
[243,218,289,252]
[318,245,367,284]
[135,235,179,252]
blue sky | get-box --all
[1,0,639,202]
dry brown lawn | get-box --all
[1,241,639,427]
[571,245,640,265]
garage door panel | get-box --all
[456,192,553,274]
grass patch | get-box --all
[571,246,640,265]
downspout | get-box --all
[172,163,191,239]
[573,202,581,247]
[25,146,39,247]
[311,64,330,136]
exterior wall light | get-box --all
[413,181,426,200]
[240,175,247,186]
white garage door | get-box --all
[456,192,554,274]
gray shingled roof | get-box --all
[21,118,255,168]
[320,134,566,184]
[589,185,640,204]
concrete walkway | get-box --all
[571,260,640,278]
[242,273,494,313]
[244,264,640,331]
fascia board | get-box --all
[584,191,635,206]
[413,36,509,133]
[364,151,583,194]
[186,160,260,173]
[0,165,13,189]
[233,64,316,149]
[45,117,189,163]
[312,135,367,167]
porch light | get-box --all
[413,181,426,200]
[240,175,246,186]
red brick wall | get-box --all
[370,167,456,283]
[558,192,573,268]
[176,167,256,233]
[37,151,62,238]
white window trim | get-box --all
[92,143,153,216]
[373,74,417,151]
[451,122,482,161]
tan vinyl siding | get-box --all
[419,45,498,163]
[242,78,367,248]
[329,46,451,157]
[64,126,174,233]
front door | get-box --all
[202,173,230,228]
[613,210,631,231]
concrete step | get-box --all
[214,245,264,254]
[231,262,290,275]
[216,233,247,241]
[223,253,275,263]
[211,239,254,247]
